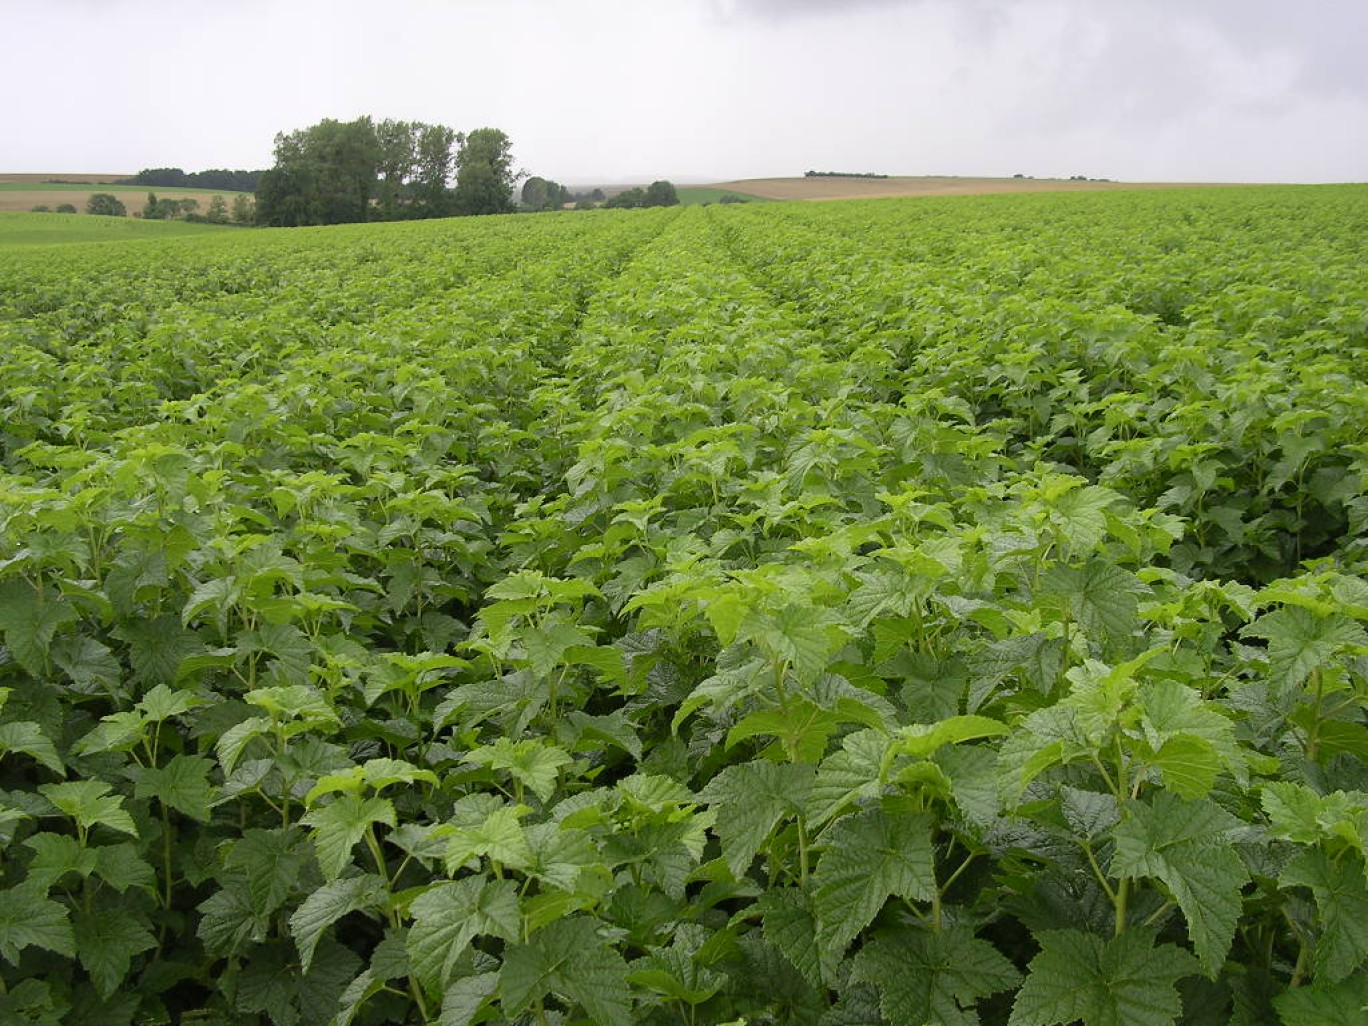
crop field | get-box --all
[1,186,1367,1025]
[707,176,1244,202]
[0,211,236,246]
[0,182,247,215]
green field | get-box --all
[0,210,238,245]
[2,186,1367,1025]
[676,185,773,205]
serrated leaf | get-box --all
[1241,607,1366,687]
[1280,850,1368,983]
[440,970,500,1026]
[301,795,396,880]
[0,721,63,773]
[852,926,1020,1026]
[1274,972,1368,1025]
[226,827,313,914]
[1008,928,1198,1026]
[72,908,156,997]
[408,877,521,990]
[133,754,215,821]
[0,884,76,963]
[808,729,889,827]
[759,887,829,989]
[216,714,270,775]
[813,809,935,956]
[22,832,98,889]
[1110,793,1247,976]
[1060,786,1121,841]
[0,581,76,675]
[38,779,137,837]
[895,715,1009,759]
[443,804,533,873]
[290,874,386,972]
[701,760,814,878]
[501,917,633,1026]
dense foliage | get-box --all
[1,186,1367,1025]
[122,168,264,193]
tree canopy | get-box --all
[454,128,517,217]
[603,181,680,210]
[253,117,523,226]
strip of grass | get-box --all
[0,211,238,246]
[675,186,774,206]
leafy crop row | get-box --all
[0,187,1366,1025]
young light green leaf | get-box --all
[0,721,63,774]
[133,754,216,821]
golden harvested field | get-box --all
[0,181,244,215]
[704,175,1244,201]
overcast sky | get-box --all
[6,0,1365,184]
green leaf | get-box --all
[290,874,386,973]
[440,970,500,1026]
[38,779,137,837]
[72,908,156,997]
[226,827,313,914]
[408,877,520,990]
[1110,793,1247,976]
[22,832,98,889]
[759,887,827,989]
[442,804,532,873]
[894,714,1009,759]
[1008,928,1198,1026]
[807,729,889,827]
[813,809,935,956]
[464,739,573,803]
[501,917,633,1026]
[215,714,270,774]
[1280,851,1368,983]
[701,760,813,878]
[1040,558,1145,641]
[0,721,63,774]
[0,884,76,963]
[301,796,396,881]
[0,580,76,675]
[1241,608,1366,687]
[133,754,215,821]
[851,927,1020,1026]
[1274,972,1368,1025]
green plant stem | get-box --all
[1114,877,1130,937]
[1081,842,1117,902]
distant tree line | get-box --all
[122,168,264,192]
[603,181,680,209]
[804,170,889,179]
[254,117,518,227]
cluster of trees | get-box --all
[122,167,264,192]
[141,192,200,219]
[804,170,889,179]
[86,193,127,216]
[28,203,78,214]
[603,180,679,209]
[521,176,572,211]
[254,117,517,227]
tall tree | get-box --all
[453,128,517,216]
[256,117,381,226]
